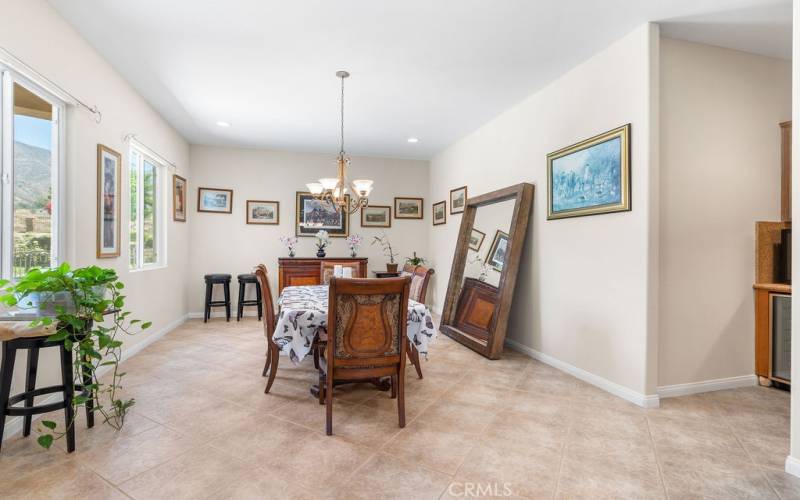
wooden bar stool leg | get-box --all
[224,281,231,322]
[81,352,94,429]
[0,341,17,452]
[59,344,76,453]
[236,279,243,321]
[23,346,40,437]
[204,281,212,323]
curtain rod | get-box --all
[0,46,102,123]
[123,134,177,171]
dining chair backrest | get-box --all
[320,261,362,285]
[401,264,435,304]
[254,264,277,342]
[327,277,410,369]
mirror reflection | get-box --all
[453,198,516,345]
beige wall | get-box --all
[429,24,659,399]
[658,39,790,389]
[187,145,429,313]
[0,0,190,421]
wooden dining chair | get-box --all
[401,263,435,379]
[320,261,362,284]
[255,264,280,393]
[320,276,411,435]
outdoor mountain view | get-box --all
[14,139,53,275]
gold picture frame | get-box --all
[173,174,187,222]
[97,144,121,258]
[296,192,350,237]
[547,123,631,220]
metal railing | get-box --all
[13,249,50,276]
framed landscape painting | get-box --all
[361,205,391,228]
[432,200,447,226]
[173,175,187,222]
[97,144,121,258]
[197,187,233,214]
[450,186,467,214]
[469,228,486,251]
[296,191,350,237]
[547,123,630,220]
[394,197,423,219]
[485,230,509,272]
[246,200,279,225]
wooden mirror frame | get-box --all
[440,183,534,359]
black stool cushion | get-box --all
[237,273,257,282]
[205,273,231,282]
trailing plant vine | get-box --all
[0,263,150,449]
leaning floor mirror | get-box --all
[440,183,534,359]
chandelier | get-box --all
[306,70,373,215]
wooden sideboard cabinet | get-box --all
[278,257,368,293]
[453,277,500,342]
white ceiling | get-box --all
[48,0,791,160]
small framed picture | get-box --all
[97,144,121,258]
[246,200,279,225]
[485,230,509,272]
[394,197,423,219]
[173,175,187,222]
[361,205,391,228]
[450,186,467,214]
[469,228,486,251]
[197,187,233,214]
[432,200,447,226]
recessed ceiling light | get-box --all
[407,137,419,143]
[216,121,231,127]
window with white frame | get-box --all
[129,147,165,270]
[0,68,64,278]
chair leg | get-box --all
[325,366,333,436]
[0,342,17,452]
[59,343,76,453]
[224,282,231,322]
[313,343,320,370]
[261,348,271,377]
[390,374,397,399]
[318,371,325,405]
[23,347,40,436]
[204,282,212,323]
[408,343,423,379]
[397,369,406,428]
[81,352,94,429]
[264,344,279,394]
[237,280,244,321]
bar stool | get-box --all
[204,274,232,322]
[237,273,262,321]
[0,322,93,453]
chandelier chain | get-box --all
[340,73,345,156]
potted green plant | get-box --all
[371,233,399,272]
[405,252,426,267]
[0,263,150,449]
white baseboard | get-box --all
[786,455,800,478]
[504,338,660,409]
[2,313,188,441]
[657,374,757,399]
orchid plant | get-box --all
[345,234,363,257]
[279,236,298,257]
[315,230,330,250]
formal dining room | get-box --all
[1,0,800,498]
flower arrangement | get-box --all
[315,230,330,258]
[345,234,363,258]
[280,236,298,257]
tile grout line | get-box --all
[551,400,575,500]
[644,415,670,500]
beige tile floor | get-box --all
[1,318,798,499]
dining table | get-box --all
[274,284,437,365]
